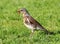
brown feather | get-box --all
[24,16,46,30]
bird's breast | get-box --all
[24,23,35,29]
[23,17,35,29]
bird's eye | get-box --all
[21,10,23,11]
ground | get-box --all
[0,0,60,44]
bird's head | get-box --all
[17,8,28,14]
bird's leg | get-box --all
[30,29,34,38]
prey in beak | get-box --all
[17,9,21,14]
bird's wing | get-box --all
[27,16,44,28]
[25,16,49,33]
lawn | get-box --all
[0,0,60,44]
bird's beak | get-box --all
[17,10,20,14]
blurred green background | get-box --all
[0,0,60,44]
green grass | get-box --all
[0,0,60,44]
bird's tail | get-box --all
[44,29,55,34]
[43,29,54,34]
[40,27,54,34]
[38,25,54,34]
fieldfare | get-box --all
[17,8,53,36]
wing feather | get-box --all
[27,16,46,30]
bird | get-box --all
[17,8,53,37]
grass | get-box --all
[0,0,60,44]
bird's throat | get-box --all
[23,13,29,17]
